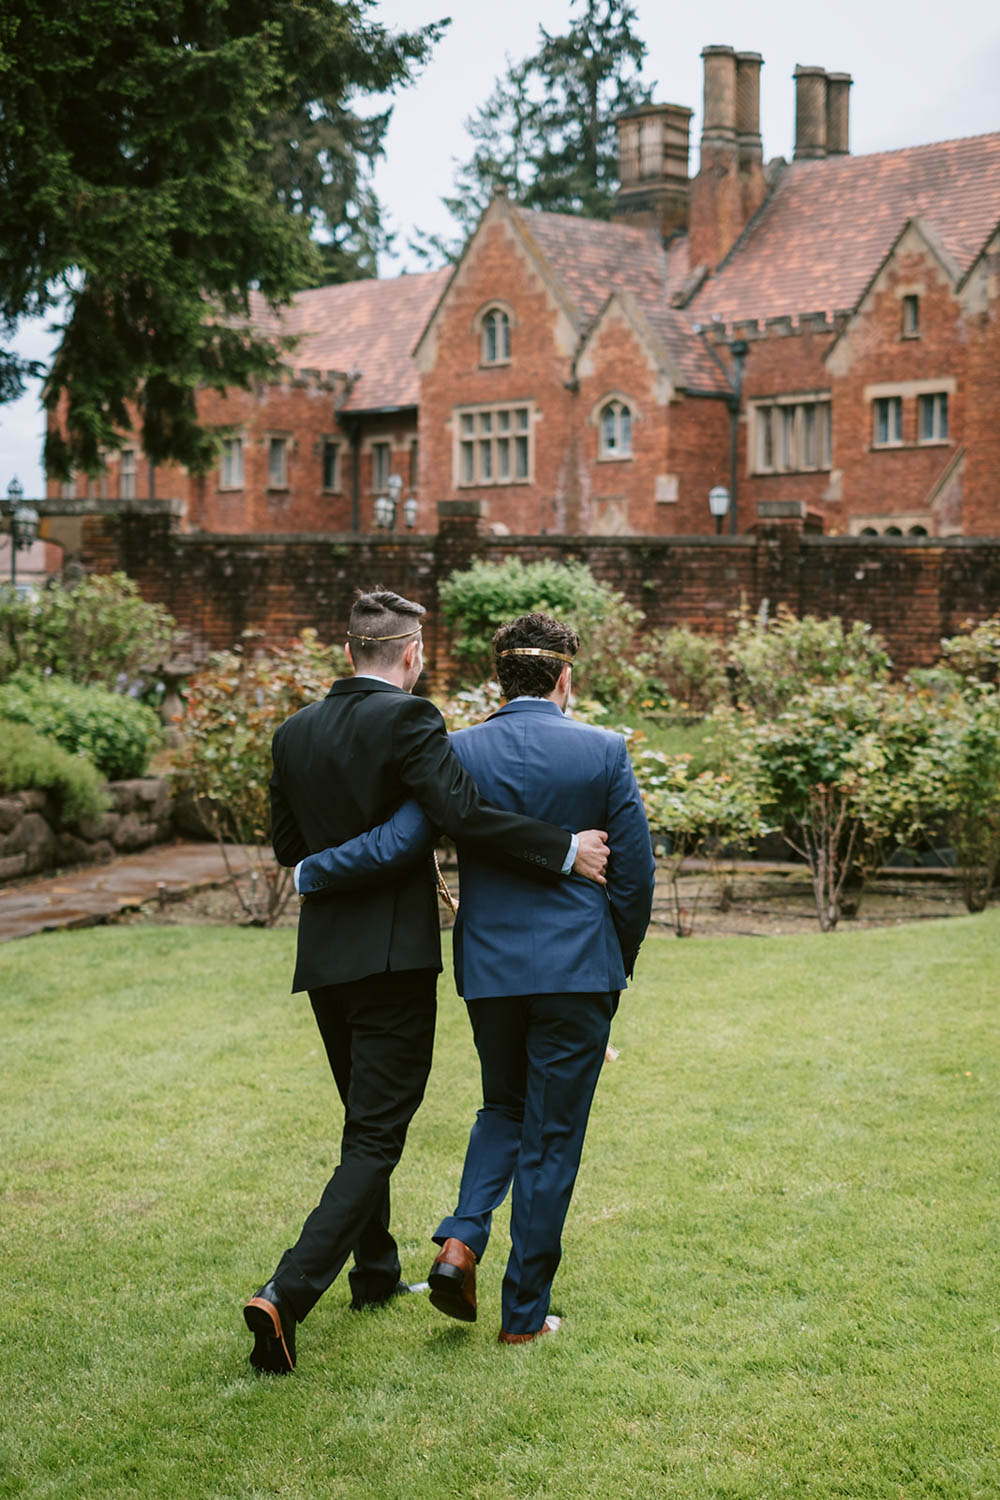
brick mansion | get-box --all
[50,43,1000,543]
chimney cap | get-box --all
[735,51,764,64]
[825,71,853,84]
[616,100,693,122]
[793,64,827,77]
[701,43,736,57]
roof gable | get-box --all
[690,132,1000,327]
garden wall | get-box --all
[0,778,174,882]
[47,498,1000,678]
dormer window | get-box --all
[481,307,511,365]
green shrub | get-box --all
[636,627,729,714]
[0,673,162,779]
[939,612,1000,685]
[728,604,890,716]
[173,631,347,925]
[0,571,176,692]
[0,721,108,826]
[439,557,643,710]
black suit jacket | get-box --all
[270,678,573,992]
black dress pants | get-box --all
[272,967,437,1322]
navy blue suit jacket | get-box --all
[298,699,655,1000]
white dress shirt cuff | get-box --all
[293,859,303,893]
[561,833,579,876]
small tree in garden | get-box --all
[174,631,347,925]
[939,612,1000,685]
[745,682,941,932]
[438,556,643,710]
[729,604,890,717]
[923,688,1000,912]
[0,572,176,692]
[635,733,765,935]
[636,627,728,715]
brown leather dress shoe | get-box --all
[427,1237,478,1322]
[498,1314,562,1345]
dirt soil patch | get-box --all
[115,858,980,938]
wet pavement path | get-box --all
[0,842,246,942]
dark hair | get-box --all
[493,613,579,699]
[347,589,425,672]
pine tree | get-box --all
[410,0,651,264]
[0,1,446,473]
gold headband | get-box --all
[347,626,422,644]
[498,647,575,664]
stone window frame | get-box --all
[749,394,832,474]
[120,446,138,499]
[474,301,515,367]
[321,437,341,493]
[866,379,955,451]
[219,434,245,490]
[266,432,292,491]
[901,293,920,339]
[872,395,904,448]
[850,513,932,537]
[917,391,949,445]
[369,439,392,493]
[594,394,635,461]
[454,400,535,488]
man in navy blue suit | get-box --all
[297,612,655,1343]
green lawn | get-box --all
[1,917,998,1499]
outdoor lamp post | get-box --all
[403,495,418,529]
[708,485,730,535]
[375,473,403,530]
[4,477,40,588]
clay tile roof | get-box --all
[249,269,450,410]
[690,132,1000,327]
[514,206,729,393]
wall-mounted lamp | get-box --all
[708,485,730,535]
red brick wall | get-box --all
[73,503,1000,679]
[961,241,1000,535]
[47,379,420,537]
[828,240,967,532]
[418,214,579,535]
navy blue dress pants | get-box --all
[434,989,615,1336]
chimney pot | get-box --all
[794,65,828,160]
[825,72,852,154]
[701,45,738,143]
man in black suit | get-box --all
[243,589,609,1374]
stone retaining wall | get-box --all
[0,778,174,882]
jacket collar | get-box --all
[487,697,564,720]
[327,676,407,698]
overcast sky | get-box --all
[3,0,998,497]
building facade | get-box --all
[49,44,1000,540]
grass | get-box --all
[631,715,720,766]
[1,917,998,1499]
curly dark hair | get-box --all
[493,613,579,699]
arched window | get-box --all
[908,524,928,537]
[859,526,879,536]
[599,399,632,459]
[884,525,903,536]
[481,308,511,365]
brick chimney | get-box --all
[613,102,693,239]
[794,65,828,159]
[735,51,768,224]
[689,45,767,270]
[825,72,852,155]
